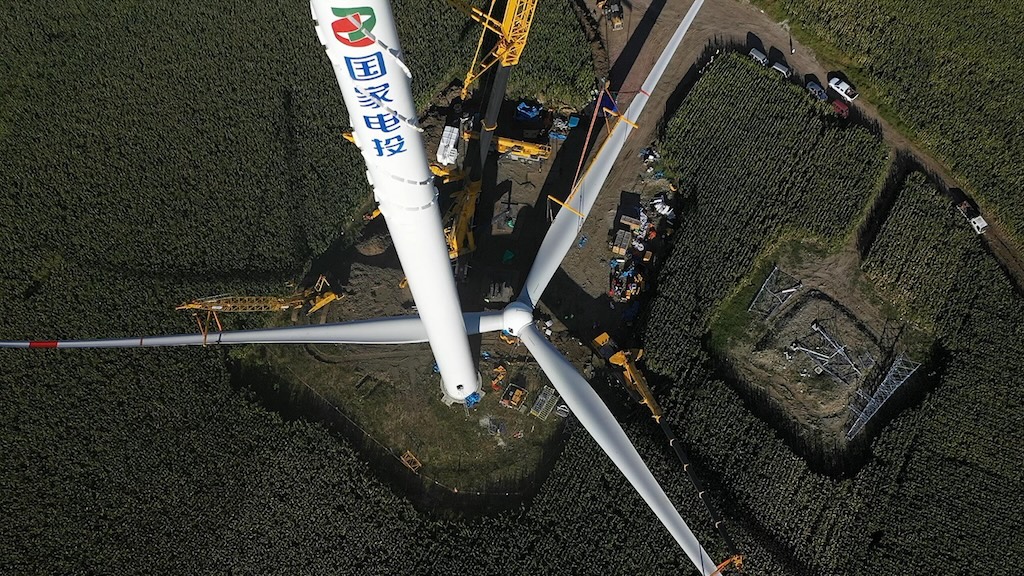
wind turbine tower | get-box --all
[310,0,481,404]
[2,0,722,572]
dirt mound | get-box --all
[356,233,393,257]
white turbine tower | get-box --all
[1,0,718,573]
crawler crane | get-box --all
[177,275,340,341]
[592,332,661,420]
[438,0,539,262]
[360,0,540,264]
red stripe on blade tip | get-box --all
[28,341,59,348]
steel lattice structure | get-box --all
[847,353,921,439]
[748,266,801,318]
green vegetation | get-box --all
[641,52,1023,573]
[4,1,1018,572]
[707,236,837,351]
[505,0,595,107]
[755,0,1024,247]
[0,0,612,572]
[642,52,889,377]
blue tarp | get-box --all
[597,92,618,117]
[515,102,542,121]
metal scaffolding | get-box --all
[847,353,921,439]
[748,266,801,317]
[790,320,863,384]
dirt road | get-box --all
[552,0,1024,326]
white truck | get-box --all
[828,77,859,102]
[957,201,989,234]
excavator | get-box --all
[597,0,624,31]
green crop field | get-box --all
[0,0,601,571]
[4,1,1019,572]
[642,52,890,377]
[754,0,1024,248]
[640,53,1023,573]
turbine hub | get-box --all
[501,301,535,336]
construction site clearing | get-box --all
[203,83,692,494]
[172,0,694,497]
[715,240,928,445]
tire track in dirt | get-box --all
[568,0,1024,298]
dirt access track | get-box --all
[558,0,1024,311]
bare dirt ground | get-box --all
[260,0,1024,489]
[559,0,1024,310]
[259,261,574,492]
[744,290,879,437]
[723,242,899,440]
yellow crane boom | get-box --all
[177,275,341,341]
[592,332,662,422]
[176,295,306,313]
[591,332,743,569]
[435,0,541,263]
[448,0,539,98]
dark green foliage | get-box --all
[642,52,889,377]
[761,0,1024,245]
[0,1,610,573]
[641,54,1023,572]
[505,0,595,108]
[0,0,367,281]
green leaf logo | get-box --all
[331,7,377,48]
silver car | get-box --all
[806,81,828,101]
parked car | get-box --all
[771,62,792,79]
[748,48,768,66]
[828,77,859,102]
[833,100,850,118]
[806,81,827,101]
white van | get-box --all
[771,62,792,79]
[748,48,768,66]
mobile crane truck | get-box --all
[591,332,743,574]
[592,332,662,421]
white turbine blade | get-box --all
[518,0,706,308]
[0,312,505,349]
[519,323,717,575]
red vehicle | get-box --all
[833,100,850,118]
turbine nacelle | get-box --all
[500,301,535,336]
[2,2,719,572]
[440,302,532,404]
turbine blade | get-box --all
[519,323,717,575]
[518,0,707,308]
[0,312,505,350]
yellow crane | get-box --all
[591,332,662,421]
[306,274,341,315]
[177,295,308,314]
[448,0,539,101]
[462,131,551,162]
[591,332,744,573]
[357,1,540,262]
[438,0,540,262]
[177,275,340,340]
